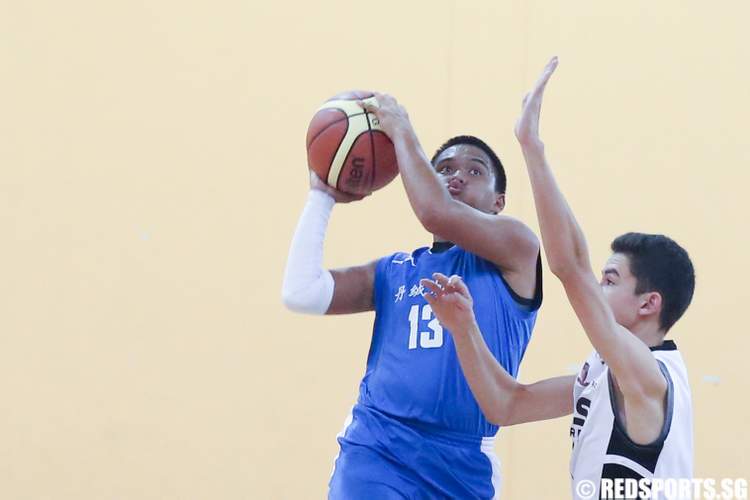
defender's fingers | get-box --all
[453,278,471,297]
[547,56,559,70]
[533,56,558,93]
[432,272,450,286]
[446,275,469,295]
[447,275,462,286]
[420,279,442,296]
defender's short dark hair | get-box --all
[431,135,507,194]
[611,233,695,333]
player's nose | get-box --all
[450,170,465,183]
[448,176,464,188]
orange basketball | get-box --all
[306,91,399,196]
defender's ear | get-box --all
[638,291,663,319]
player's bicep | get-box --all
[327,260,377,314]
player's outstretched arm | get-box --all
[360,98,539,282]
[421,273,573,426]
[515,58,666,412]
[281,172,376,315]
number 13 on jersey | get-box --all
[407,304,444,349]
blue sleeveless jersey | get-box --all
[358,244,540,437]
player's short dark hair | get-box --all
[611,233,695,333]
[431,135,507,194]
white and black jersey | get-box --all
[569,340,693,499]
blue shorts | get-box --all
[329,405,501,499]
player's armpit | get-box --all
[327,260,378,314]
[503,375,575,426]
[610,371,669,445]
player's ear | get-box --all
[493,193,506,214]
[638,291,662,319]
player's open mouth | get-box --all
[447,185,462,195]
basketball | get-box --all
[306,90,399,196]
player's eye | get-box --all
[470,168,481,176]
[440,166,452,174]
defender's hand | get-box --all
[358,93,412,140]
[515,56,558,148]
[420,273,477,337]
[309,171,367,203]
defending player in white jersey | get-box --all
[419,57,696,500]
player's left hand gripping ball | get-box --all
[358,93,412,140]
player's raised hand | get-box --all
[514,56,558,148]
[309,171,367,203]
[358,93,412,140]
[420,273,477,336]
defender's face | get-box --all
[434,145,504,214]
[600,253,642,329]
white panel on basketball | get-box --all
[325,113,368,188]
[316,96,384,188]
[317,99,364,117]
[316,96,380,121]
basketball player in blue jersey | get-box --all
[282,98,543,497]
[420,58,696,500]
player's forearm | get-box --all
[452,324,572,426]
[281,190,335,314]
[390,127,453,227]
[521,142,592,277]
[506,376,575,425]
[451,323,522,426]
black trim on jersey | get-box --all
[649,340,677,352]
[601,462,645,482]
[599,464,645,500]
[430,241,455,253]
[496,252,544,312]
[603,361,675,474]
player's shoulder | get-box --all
[650,340,684,365]
[651,340,688,375]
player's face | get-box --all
[600,253,642,329]
[434,145,505,214]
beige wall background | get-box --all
[2,1,748,498]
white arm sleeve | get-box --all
[281,189,336,314]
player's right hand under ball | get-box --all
[309,171,368,204]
